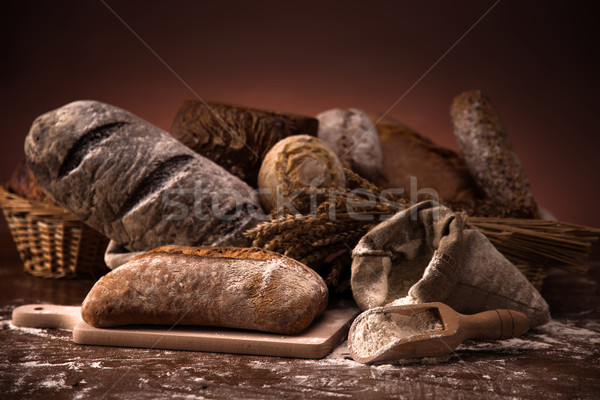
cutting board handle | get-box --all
[12,304,82,331]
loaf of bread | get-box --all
[8,160,54,203]
[257,135,346,212]
[81,246,329,334]
[450,90,538,215]
[316,108,383,181]
[24,100,264,252]
[372,113,478,203]
[170,100,319,187]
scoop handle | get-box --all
[459,309,529,341]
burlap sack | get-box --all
[351,200,550,327]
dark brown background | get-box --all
[2,0,599,233]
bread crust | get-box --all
[170,100,319,187]
[24,100,264,251]
[450,90,537,214]
[81,246,329,334]
[372,114,478,203]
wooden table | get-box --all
[1,233,599,399]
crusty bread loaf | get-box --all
[170,100,319,187]
[316,108,383,182]
[24,100,264,252]
[371,114,478,203]
[450,90,538,215]
[8,159,54,203]
[81,246,329,334]
[257,135,346,212]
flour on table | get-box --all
[40,372,68,390]
[2,320,71,341]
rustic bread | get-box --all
[24,100,264,252]
[81,246,329,334]
[8,159,54,203]
[450,90,538,216]
[257,135,346,212]
[371,114,478,203]
[170,100,319,187]
[316,108,383,181]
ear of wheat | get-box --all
[245,169,600,289]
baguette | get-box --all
[24,100,265,251]
[81,246,329,334]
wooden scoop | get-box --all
[348,302,529,363]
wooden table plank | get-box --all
[1,233,599,399]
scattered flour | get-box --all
[2,320,71,341]
[350,309,443,359]
[538,319,600,337]
[39,373,68,390]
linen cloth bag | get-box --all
[351,200,550,327]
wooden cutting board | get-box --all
[12,299,360,359]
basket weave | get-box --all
[0,186,109,279]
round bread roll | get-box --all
[317,108,383,182]
[257,135,346,212]
[372,113,478,203]
[8,159,53,203]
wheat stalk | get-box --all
[245,168,600,288]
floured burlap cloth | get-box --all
[351,200,550,327]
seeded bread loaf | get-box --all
[81,246,329,334]
[24,100,264,252]
[450,90,538,215]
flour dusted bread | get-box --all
[24,100,264,252]
[258,135,346,212]
[450,90,537,215]
[316,108,383,181]
[81,246,329,334]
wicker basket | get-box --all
[0,185,109,279]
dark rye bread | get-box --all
[24,100,265,252]
[170,100,319,187]
[81,246,329,334]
